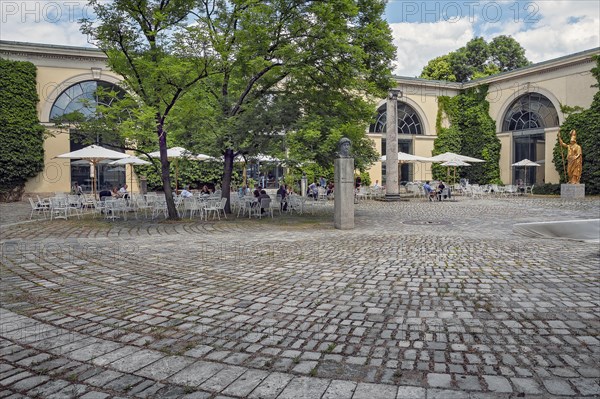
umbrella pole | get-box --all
[175,159,179,193]
[130,164,133,195]
[92,161,97,198]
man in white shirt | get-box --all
[180,186,193,198]
[118,184,129,199]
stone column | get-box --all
[301,174,307,197]
[385,89,402,200]
[334,157,354,229]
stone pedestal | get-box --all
[561,184,585,199]
[334,157,354,230]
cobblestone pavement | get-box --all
[1,197,599,398]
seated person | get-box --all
[277,184,288,211]
[327,182,334,196]
[423,181,435,201]
[200,185,211,196]
[180,186,193,198]
[99,189,112,201]
[72,182,84,195]
[308,182,318,199]
[111,186,122,198]
[259,189,271,213]
[437,181,446,201]
[118,184,130,199]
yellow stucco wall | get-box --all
[367,134,382,185]
[497,134,512,184]
[544,129,561,184]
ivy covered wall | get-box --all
[433,86,501,184]
[0,59,45,201]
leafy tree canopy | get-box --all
[420,35,530,82]
[82,0,396,214]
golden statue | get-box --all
[558,129,582,184]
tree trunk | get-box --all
[157,121,178,219]
[222,148,235,214]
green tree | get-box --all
[420,36,530,82]
[553,55,600,194]
[0,59,45,201]
[488,35,530,72]
[81,0,213,218]
[419,54,456,81]
[165,0,395,211]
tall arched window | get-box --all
[50,80,128,192]
[502,93,557,187]
[502,93,559,131]
[50,80,125,121]
[370,103,423,135]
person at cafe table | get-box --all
[437,181,449,201]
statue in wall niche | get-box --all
[558,129,582,184]
[338,137,352,158]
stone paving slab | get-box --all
[1,198,599,398]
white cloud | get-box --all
[390,19,474,77]
[388,0,599,77]
[0,19,92,47]
[490,0,600,63]
[0,0,95,46]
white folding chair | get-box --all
[28,197,47,220]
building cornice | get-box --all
[0,40,107,63]
[392,47,600,90]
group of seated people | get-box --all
[423,180,451,201]
[180,185,213,198]
[308,182,334,199]
[99,184,130,201]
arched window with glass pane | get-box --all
[50,80,125,121]
[50,80,127,192]
[370,102,423,135]
[502,93,559,132]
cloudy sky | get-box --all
[1,0,598,77]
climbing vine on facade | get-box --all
[0,59,45,201]
[433,86,501,184]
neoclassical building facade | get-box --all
[1,40,598,194]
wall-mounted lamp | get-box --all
[91,67,102,80]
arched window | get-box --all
[370,103,423,135]
[50,80,127,193]
[50,80,125,121]
[502,93,559,131]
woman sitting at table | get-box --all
[111,186,122,198]
[200,185,211,196]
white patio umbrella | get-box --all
[110,156,151,193]
[430,152,485,163]
[195,153,213,161]
[441,160,471,184]
[380,152,433,162]
[511,159,540,186]
[56,145,129,196]
[147,146,195,192]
